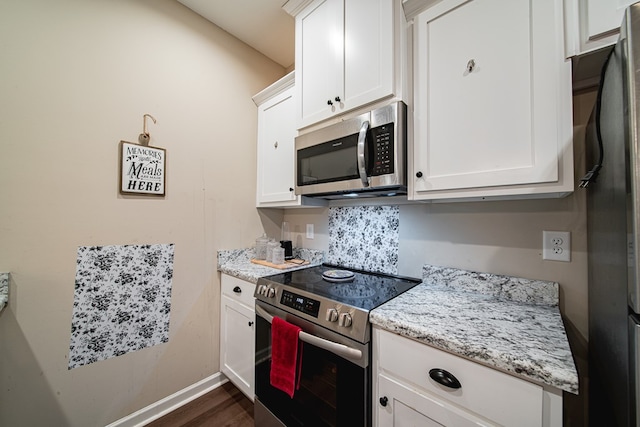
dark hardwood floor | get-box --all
[146,381,254,427]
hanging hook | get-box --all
[138,114,157,145]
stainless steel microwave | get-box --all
[295,101,407,199]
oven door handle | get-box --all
[255,304,363,360]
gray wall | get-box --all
[0,0,285,425]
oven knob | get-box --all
[339,312,352,328]
[326,308,339,322]
[257,285,266,296]
[267,287,276,298]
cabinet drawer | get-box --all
[375,328,543,427]
[378,373,493,426]
[221,274,256,308]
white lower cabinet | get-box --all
[373,327,563,427]
[220,274,255,400]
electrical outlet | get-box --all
[543,231,570,262]
[306,224,314,239]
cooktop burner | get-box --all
[255,264,420,343]
[322,269,355,283]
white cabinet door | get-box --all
[296,0,344,127]
[254,73,328,209]
[294,0,399,129]
[587,0,633,39]
[377,374,493,427]
[565,0,634,56]
[220,275,255,400]
[343,0,394,112]
[411,0,573,201]
[256,84,297,206]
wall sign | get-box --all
[119,141,166,196]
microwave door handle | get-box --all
[357,121,370,188]
[255,304,363,360]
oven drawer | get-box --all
[374,327,543,426]
[221,274,256,308]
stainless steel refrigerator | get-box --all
[586,3,640,426]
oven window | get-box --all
[255,314,368,426]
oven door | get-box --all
[255,301,371,427]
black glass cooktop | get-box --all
[260,264,420,312]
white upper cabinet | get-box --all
[254,73,299,207]
[292,0,404,129]
[564,0,635,57]
[410,0,574,202]
[253,73,328,208]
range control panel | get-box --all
[281,290,320,318]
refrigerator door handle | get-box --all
[629,315,640,424]
[625,5,640,313]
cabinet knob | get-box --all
[274,141,278,149]
[416,171,423,178]
[466,59,476,73]
[289,187,294,192]
[248,321,254,327]
[327,99,333,106]
[334,96,341,102]
[379,396,388,407]
[429,368,462,389]
[233,286,242,294]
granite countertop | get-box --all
[370,265,579,394]
[0,273,8,313]
[217,248,325,283]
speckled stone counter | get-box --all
[0,272,8,313]
[217,248,324,283]
[370,265,579,394]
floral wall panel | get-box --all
[69,244,174,369]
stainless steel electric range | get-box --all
[254,264,420,427]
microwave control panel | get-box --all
[371,123,394,176]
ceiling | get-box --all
[176,0,295,69]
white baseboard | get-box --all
[106,372,229,427]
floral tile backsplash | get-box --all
[68,244,174,369]
[327,206,399,275]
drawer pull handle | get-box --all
[379,396,388,407]
[233,286,242,294]
[429,368,462,389]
